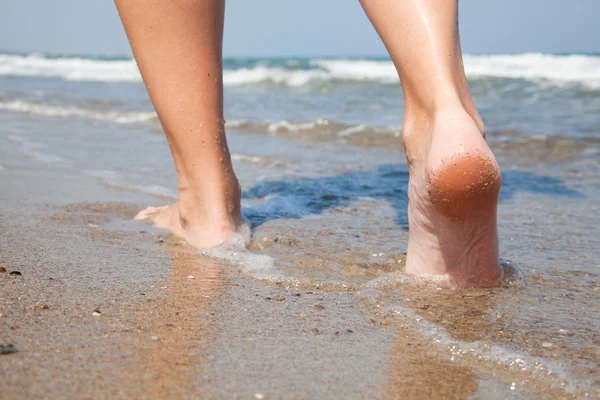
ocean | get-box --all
[0,52,599,398]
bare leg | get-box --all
[361,0,503,288]
[115,0,244,248]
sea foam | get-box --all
[197,220,306,286]
[2,53,600,88]
[0,100,157,124]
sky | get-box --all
[0,0,597,57]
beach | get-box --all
[1,53,599,399]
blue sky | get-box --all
[0,0,597,56]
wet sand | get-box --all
[0,164,396,399]
[1,128,599,399]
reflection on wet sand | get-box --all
[382,325,479,399]
[381,288,504,399]
[120,239,224,398]
[372,274,600,399]
[398,286,507,343]
[403,275,600,394]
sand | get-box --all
[1,134,597,399]
[0,163,397,399]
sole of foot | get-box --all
[404,111,503,289]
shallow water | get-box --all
[1,52,599,398]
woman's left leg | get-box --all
[115,0,244,248]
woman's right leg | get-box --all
[115,0,244,248]
[360,0,503,288]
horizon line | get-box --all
[1,49,599,59]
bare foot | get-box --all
[404,109,503,288]
[135,181,248,249]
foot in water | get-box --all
[403,109,503,289]
[135,177,248,249]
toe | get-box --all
[134,206,168,221]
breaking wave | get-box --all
[0,99,157,124]
[1,53,600,88]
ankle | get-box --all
[177,176,242,228]
[403,98,485,135]
[402,104,485,162]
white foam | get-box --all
[317,54,600,88]
[267,120,318,133]
[3,53,599,88]
[224,119,247,128]
[197,222,304,285]
[362,259,525,291]
[200,247,282,281]
[223,66,327,87]
[311,59,398,83]
[0,100,157,124]
[0,53,141,82]
[230,153,265,165]
[463,53,600,88]
[337,124,368,137]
